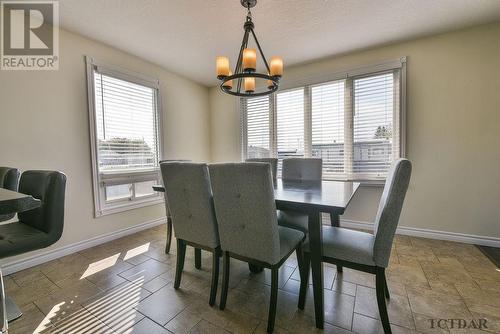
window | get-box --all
[86,57,163,216]
[241,58,406,181]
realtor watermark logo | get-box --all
[1,0,59,70]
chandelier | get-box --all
[216,0,283,97]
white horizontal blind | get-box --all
[353,72,395,176]
[276,88,305,175]
[311,80,345,178]
[94,72,160,172]
[242,95,271,158]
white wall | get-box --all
[0,29,211,264]
[209,21,500,240]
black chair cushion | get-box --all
[0,222,55,258]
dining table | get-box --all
[153,179,360,329]
[0,187,41,326]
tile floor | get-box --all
[4,224,500,334]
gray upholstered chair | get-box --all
[298,159,412,334]
[278,158,346,271]
[209,163,306,333]
[278,158,323,233]
[158,159,190,255]
[0,167,20,222]
[245,158,278,185]
[160,162,221,306]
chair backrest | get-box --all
[373,159,412,267]
[209,163,281,265]
[282,158,322,181]
[245,158,278,185]
[0,167,19,191]
[18,171,66,243]
[0,167,20,221]
[159,160,191,213]
[160,162,219,249]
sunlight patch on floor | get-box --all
[80,253,120,279]
[123,243,150,261]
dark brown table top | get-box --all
[0,188,41,215]
[153,179,359,214]
[274,179,360,214]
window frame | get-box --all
[85,56,164,217]
[240,57,407,183]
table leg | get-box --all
[195,248,202,269]
[308,211,324,329]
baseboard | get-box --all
[341,219,500,248]
[0,217,167,275]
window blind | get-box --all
[353,72,396,176]
[94,72,160,172]
[311,80,345,178]
[242,95,271,158]
[276,88,305,174]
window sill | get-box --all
[95,196,164,217]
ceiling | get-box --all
[59,0,500,86]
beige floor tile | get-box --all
[352,313,416,334]
[331,278,357,296]
[119,258,171,283]
[7,302,53,334]
[386,263,430,289]
[412,312,450,334]
[135,284,194,325]
[165,308,202,334]
[49,307,116,334]
[303,287,355,330]
[340,268,375,288]
[189,319,230,334]
[121,317,172,334]
[8,275,61,306]
[407,287,472,320]
[354,285,414,329]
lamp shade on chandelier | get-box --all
[216,0,283,97]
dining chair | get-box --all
[278,158,346,272]
[209,163,306,333]
[0,167,20,222]
[245,158,278,185]
[298,159,412,334]
[160,162,221,306]
[158,159,191,255]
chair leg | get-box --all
[195,248,202,269]
[298,251,310,310]
[219,252,230,310]
[329,213,343,273]
[295,245,305,285]
[383,271,390,300]
[174,239,186,289]
[209,250,220,306]
[267,268,279,333]
[376,267,392,334]
[165,216,173,254]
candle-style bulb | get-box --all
[244,77,255,92]
[270,57,283,77]
[242,48,257,72]
[216,56,230,78]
